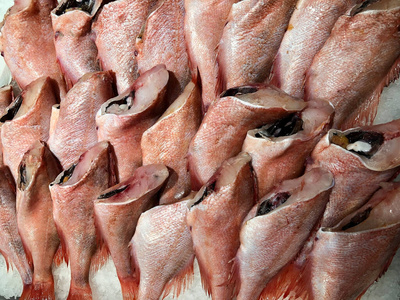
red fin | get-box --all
[90,243,110,273]
[28,281,56,300]
[53,244,66,266]
[229,257,240,299]
[120,277,139,300]
[195,258,212,297]
[0,249,11,271]
[19,284,32,300]
[67,284,92,300]
[161,256,195,299]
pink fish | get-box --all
[141,81,202,204]
[96,65,169,181]
[16,141,62,300]
[1,77,59,180]
[0,85,12,113]
[184,0,236,111]
[186,152,257,299]
[0,166,32,299]
[131,194,196,300]
[234,168,333,300]
[51,0,102,88]
[0,0,67,98]
[94,164,169,300]
[218,0,297,90]
[49,71,115,169]
[50,141,118,299]
[304,0,400,129]
[308,118,400,227]
[242,100,333,197]
[93,0,158,94]
[270,0,364,98]
[188,85,306,190]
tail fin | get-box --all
[19,284,32,300]
[120,277,139,300]
[67,284,92,300]
[28,281,56,300]
[162,256,195,299]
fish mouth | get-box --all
[190,181,216,208]
[254,113,303,139]
[0,95,23,123]
[351,0,400,15]
[98,185,129,199]
[103,93,134,115]
[220,86,259,98]
[55,0,97,16]
[256,192,291,217]
[330,130,384,158]
[51,164,77,186]
[341,207,373,231]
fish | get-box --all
[50,141,118,299]
[16,141,62,300]
[131,194,196,300]
[304,0,400,129]
[186,152,257,300]
[308,118,400,227]
[141,81,202,204]
[0,0,67,99]
[96,65,169,181]
[188,85,306,190]
[0,166,33,299]
[234,167,333,300]
[94,164,169,300]
[270,0,364,99]
[184,0,236,111]
[218,0,297,90]
[242,100,333,197]
[48,71,115,169]
[295,181,400,300]
[0,85,12,113]
[93,0,158,94]
[51,0,102,88]
[1,77,59,180]
[135,0,190,102]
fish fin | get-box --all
[196,257,213,297]
[28,281,55,300]
[90,243,110,273]
[120,277,139,300]
[214,48,224,98]
[67,283,92,300]
[53,244,66,266]
[229,257,240,298]
[340,56,400,130]
[56,59,74,90]
[19,284,32,300]
[161,256,195,299]
[0,249,11,271]
[269,53,282,88]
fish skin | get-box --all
[218,0,297,90]
[16,141,62,300]
[298,182,400,300]
[136,0,190,102]
[187,85,306,190]
[93,0,158,94]
[186,152,257,300]
[142,81,202,204]
[304,2,400,129]
[308,118,400,227]
[242,100,333,198]
[0,85,12,113]
[131,196,195,300]
[235,168,333,300]
[96,65,169,181]
[50,141,118,299]
[94,164,169,300]
[1,77,59,180]
[0,166,33,298]
[48,71,115,169]
[0,0,67,99]
[51,0,102,89]
[184,0,236,112]
[270,0,363,99]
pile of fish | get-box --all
[0,0,399,299]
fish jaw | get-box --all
[96,64,169,181]
[188,85,306,190]
[1,76,59,180]
[50,141,117,295]
[141,81,202,204]
[186,152,257,299]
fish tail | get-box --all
[120,277,139,300]
[19,284,32,300]
[161,256,195,299]
[67,284,92,300]
[28,281,56,300]
[53,244,66,266]
[90,243,110,273]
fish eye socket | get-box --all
[220,86,259,98]
[256,192,291,216]
[55,0,96,16]
[255,114,303,139]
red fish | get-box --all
[188,85,306,190]
[0,0,67,98]
[305,0,400,129]
[51,0,102,88]
[234,168,333,300]
[96,65,169,181]
[186,152,257,300]
[93,0,158,94]
[218,0,297,90]
[184,0,236,111]
[49,71,115,169]
[0,166,32,299]
[308,118,400,227]
[242,100,333,197]
[141,81,202,204]
[50,141,117,299]
[270,0,364,98]
[16,141,62,300]
[131,194,196,300]
[94,164,169,300]
[1,77,59,180]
